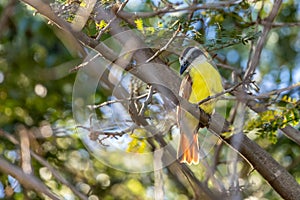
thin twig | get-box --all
[228,82,300,101]
[187,0,198,24]
[21,0,86,56]
[216,63,240,72]
[77,125,126,138]
[88,92,150,109]
[146,25,181,63]
[256,82,300,99]
[206,31,261,52]
[260,20,300,27]
[70,53,101,72]
[117,0,241,19]
[77,121,136,146]
[138,85,154,116]
[198,82,244,106]
[96,0,129,40]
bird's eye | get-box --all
[183,61,189,68]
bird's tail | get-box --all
[177,132,199,165]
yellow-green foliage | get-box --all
[79,0,87,7]
[245,96,299,143]
[134,18,155,34]
[135,18,144,33]
[96,20,108,30]
[127,132,147,153]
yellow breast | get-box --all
[188,62,223,114]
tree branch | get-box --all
[0,156,61,200]
[146,25,181,63]
[261,20,300,27]
[0,128,88,200]
[0,0,17,39]
[116,0,241,20]
[244,0,283,80]
[30,151,89,200]
[96,0,129,40]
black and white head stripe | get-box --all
[179,47,207,75]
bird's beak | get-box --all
[180,62,188,75]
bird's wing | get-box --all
[179,74,192,100]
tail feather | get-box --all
[177,133,199,165]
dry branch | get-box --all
[244,0,283,80]
[0,156,61,200]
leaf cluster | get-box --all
[245,96,299,143]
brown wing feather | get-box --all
[177,74,199,165]
[179,74,192,100]
[177,74,192,130]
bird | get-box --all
[177,46,223,165]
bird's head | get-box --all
[179,47,207,75]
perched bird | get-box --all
[177,46,223,165]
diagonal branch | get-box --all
[244,0,282,80]
[30,151,89,200]
[0,129,88,200]
[117,0,241,19]
[0,0,18,39]
[0,155,61,200]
